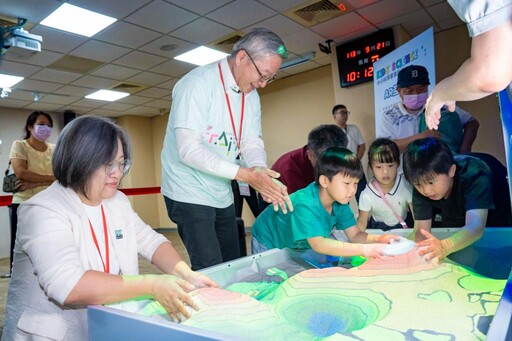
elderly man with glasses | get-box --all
[161,28,292,270]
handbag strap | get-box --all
[5,160,11,176]
[371,178,408,228]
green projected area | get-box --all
[111,251,506,340]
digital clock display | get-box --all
[336,29,395,88]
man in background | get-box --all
[332,104,366,202]
[271,124,347,195]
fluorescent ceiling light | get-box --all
[86,90,129,101]
[41,3,116,37]
[0,73,24,88]
[174,46,229,66]
[279,52,315,71]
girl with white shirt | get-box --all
[357,138,414,231]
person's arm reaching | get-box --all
[176,128,291,213]
[307,236,386,258]
[426,20,512,129]
[356,210,370,231]
[416,209,487,261]
[66,242,218,322]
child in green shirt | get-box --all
[252,147,400,258]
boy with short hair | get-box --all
[403,137,512,261]
[251,147,398,258]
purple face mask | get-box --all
[32,124,52,142]
[403,92,429,110]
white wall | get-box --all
[0,108,63,258]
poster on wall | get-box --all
[374,27,435,137]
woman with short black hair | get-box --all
[3,115,218,340]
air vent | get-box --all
[48,55,104,74]
[285,0,351,27]
[111,82,146,94]
[210,31,244,53]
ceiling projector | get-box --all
[3,28,42,59]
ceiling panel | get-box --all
[165,0,232,15]
[246,15,306,39]
[126,72,170,87]
[71,98,109,109]
[30,68,82,83]
[139,35,197,59]
[15,79,63,93]
[113,51,167,70]
[357,0,421,25]
[101,102,135,112]
[206,0,277,30]
[39,94,81,105]
[255,0,306,13]
[4,50,64,67]
[0,0,61,24]
[70,0,153,19]
[70,40,131,63]
[0,0,467,117]
[156,79,179,91]
[170,18,233,46]
[377,9,434,33]
[117,95,153,105]
[280,29,326,55]
[94,22,162,49]
[24,102,65,111]
[53,85,96,97]
[311,12,374,40]
[29,26,88,54]
[0,98,28,108]
[149,60,195,78]
[134,87,172,99]
[0,61,41,77]
[71,75,119,89]
[90,64,141,80]
[124,1,199,33]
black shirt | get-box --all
[413,154,512,227]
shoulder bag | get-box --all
[3,161,18,193]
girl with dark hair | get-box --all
[4,111,56,278]
[357,138,414,231]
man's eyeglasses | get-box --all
[106,159,132,175]
[244,49,275,84]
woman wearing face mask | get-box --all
[4,111,56,278]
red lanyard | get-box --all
[218,62,245,152]
[88,205,110,273]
